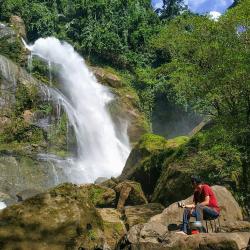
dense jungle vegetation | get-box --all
[0,0,249,210]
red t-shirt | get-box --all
[193,184,220,213]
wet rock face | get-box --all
[0,183,105,250]
[82,184,117,208]
[91,67,123,88]
[90,66,150,144]
[0,155,66,204]
[0,23,16,39]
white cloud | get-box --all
[209,11,222,21]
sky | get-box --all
[151,0,234,14]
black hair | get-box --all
[191,175,202,184]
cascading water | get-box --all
[28,37,130,183]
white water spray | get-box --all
[29,37,130,183]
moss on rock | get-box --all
[0,22,27,65]
[152,128,243,207]
[83,184,116,208]
[0,183,105,250]
[97,208,127,249]
[119,134,189,196]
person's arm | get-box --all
[199,195,209,206]
[184,204,195,208]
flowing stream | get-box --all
[27,37,130,183]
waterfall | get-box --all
[28,37,130,183]
[0,202,6,210]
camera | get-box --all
[177,201,185,208]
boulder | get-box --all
[0,155,60,199]
[91,67,123,88]
[150,186,244,229]
[115,181,148,210]
[121,224,250,250]
[0,183,106,250]
[82,184,116,208]
[124,203,164,229]
[119,134,188,196]
[220,221,250,233]
[97,208,127,249]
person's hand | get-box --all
[177,201,185,208]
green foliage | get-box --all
[88,187,105,205]
[160,0,188,19]
[139,133,168,151]
[0,37,23,63]
[87,229,97,240]
[14,82,41,115]
[172,126,247,209]
[0,118,46,144]
[149,1,250,209]
[15,84,33,115]
[152,5,250,128]
[38,103,53,115]
[0,0,160,69]
[47,112,71,155]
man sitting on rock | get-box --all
[179,176,220,234]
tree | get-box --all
[151,0,250,206]
[160,0,187,19]
[229,0,241,8]
[0,0,160,69]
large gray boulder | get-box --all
[121,223,250,250]
[0,155,63,200]
[150,186,243,228]
[124,203,164,229]
[115,181,148,210]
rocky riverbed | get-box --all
[0,181,249,250]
